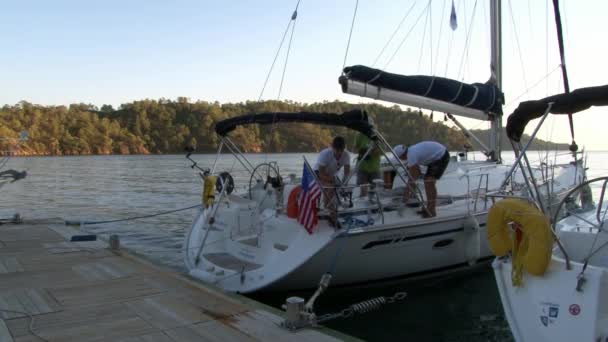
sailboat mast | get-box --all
[490,0,502,162]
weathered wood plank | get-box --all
[0,269,88,292]
[113,332,175,342]
[16,250,113,272]
[6,303,128,338]
[7,303,157,341]
[0,226,64,242]
[72,259,136,281]
[20,316,155,342]
[0,319,14,342]
[43,241,105,254]
[125,294,213,330]
[164,321,256,342]
[0,288,61,319]
[143,276,249,319]
[1,256,24,273]
[49,277,165,308]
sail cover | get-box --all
[341,65,502,114]
[215,109,375,138]
[507,84,608,142]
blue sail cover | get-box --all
[342,65,503,114]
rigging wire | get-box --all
[257,0,302,101]
[507,0,530,100]
[383,1,431,70]
[371,2,417,67]
[416,5,431,73]
[342,0,360,70]
[505,64,562,106]
[455,0,478,81]
[277,7,300,100]
[432,0,447,74]
[428,1,433,75]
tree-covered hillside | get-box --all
[0,99,565,155]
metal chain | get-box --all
[315,291,407,324]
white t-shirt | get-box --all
[406,141,447,167]
[313,148,351,177]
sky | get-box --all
[1,0,607,150]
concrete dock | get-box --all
[0,222,355,341]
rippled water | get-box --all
[2,151,607,341]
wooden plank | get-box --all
[125,294,213,330]
[49,276,165,308]
[0,269,88,292]
[164,321,255,342]
[6,302,127,338]
[20,316,155,342]
[1,257,24,273]
[43,241,105,254]
[228,310,342,342]
[72,259,136,281]
[0,288,61,319]
[7,302,157,341]
[16,250,113,272]
[113,332,175,342]
[0,319,14,342]
[143,276,248,319]
[0,226,64,242]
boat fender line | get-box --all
[487,198,553,286]
[203,175,217,208]
[463,214,481,265]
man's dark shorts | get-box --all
[425,151,450,180]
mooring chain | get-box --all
[315,291,407,324]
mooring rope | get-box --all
[64,204,201,226]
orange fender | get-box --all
[287,186,301,218]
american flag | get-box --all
[298,165,322,234]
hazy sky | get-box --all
[1,1,606,149]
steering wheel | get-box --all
[248,163,283,199]
[552,176,608,231]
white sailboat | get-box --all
[182,0,585,294]
[490,85,608,341]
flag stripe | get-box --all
[298,167,322,233]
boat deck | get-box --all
[0,222,354,341]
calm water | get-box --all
[2,151,607,341]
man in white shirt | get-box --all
[314,136,351,186]
[394,141,450,218]
[313,136,351,217]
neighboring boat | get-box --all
[490,85,608,342]
[182,0,586,293]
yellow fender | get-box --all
[202,175,217,208]
[487,199,553,285]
